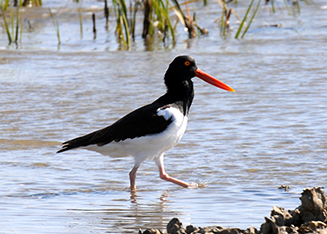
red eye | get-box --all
[184,61,191,66]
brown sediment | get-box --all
[139,187,327,234]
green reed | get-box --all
[226,0,311,38]
[1,0,43,46]
[1,0,22,45]
[236,0,261,39]
[0,0,315,48]
[49,8,61,45]
[104,0,109,30]
[14,4,19,43]
[78,7,83,38]
[1,3,12,44]
[112,0,177,48]
[171,0,196,38]
[112,0,131,48]
[235,0,254,39]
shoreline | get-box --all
[139,187,327,234]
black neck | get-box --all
[159,79,194,116]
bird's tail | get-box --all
[57,131,97,153]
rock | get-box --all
[289,209,302,227]
[297,221,327,233]
[260,217,280,234]
[260,187,327,234]
[278,185,290,192]
[186,225,199,233]
[167,218,187,234]
[299,187,327,223]
[141,229,164,234]
[270,206,293,226]
[244,227,260,234]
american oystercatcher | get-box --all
[57,55,234,190]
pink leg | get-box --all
[129,166,139,190]
[159,166,189,188]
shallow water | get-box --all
[1,1,327,233]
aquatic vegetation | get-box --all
[216,0,240,37]
[112,0,131,48]
[1,0,42,46]
[2,0,41,9]
[216,0,312,38]
[104,0,109,30]
[110,0,209,48]
[78,7,83,38]
[49,8,61,45]
[0,0,315,49]
[112,0,313,45]
[1,0,21,45]
[235,0,262,39]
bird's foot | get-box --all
[187,182,199,189]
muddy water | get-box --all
[1,1,327,233]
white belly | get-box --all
[84,106,188,166]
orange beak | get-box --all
[195,68,235,92]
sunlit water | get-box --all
[1,1,327,233]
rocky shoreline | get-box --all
[139,187,327,234]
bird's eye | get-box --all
[184,61,191,66]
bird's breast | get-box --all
[155,105,188,148]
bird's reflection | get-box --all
[129,188,172,204]
[130,189,137,203]
[123,188,177,231]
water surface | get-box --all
[1,1,327,233]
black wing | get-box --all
[57,100,172,153]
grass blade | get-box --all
[119,0,130,47]
[10,2,14,41]
[235,0,254,39]
[92,12,96,39]
[282,0,291,14]
[155,0,176,43]
[15,4,19,44]
[78,7,83,38]
[241,0,261,38]
[104,0,109,30]
[20,15,23,45]
[49,8,61,45]
[1,0,12,44]
[270,0,275,13]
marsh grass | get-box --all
[104,0,109,30]
[216,0,239,37]
[112,0,131,48]
[1,0,42,46]
[0,0,315,48]
[111,0,209,48]
[1,0,22,45]
[92,12,96,39]
[220,0,313,39]
[235,0,261,39]
[14,4,19,43]
[49,8,61,45]
[171,0,197,39]
[1,3,12,44]
[78,7,83,39]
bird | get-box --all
[57,55,234,190]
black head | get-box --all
[164,55,198,88]
[164,55,235,93]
